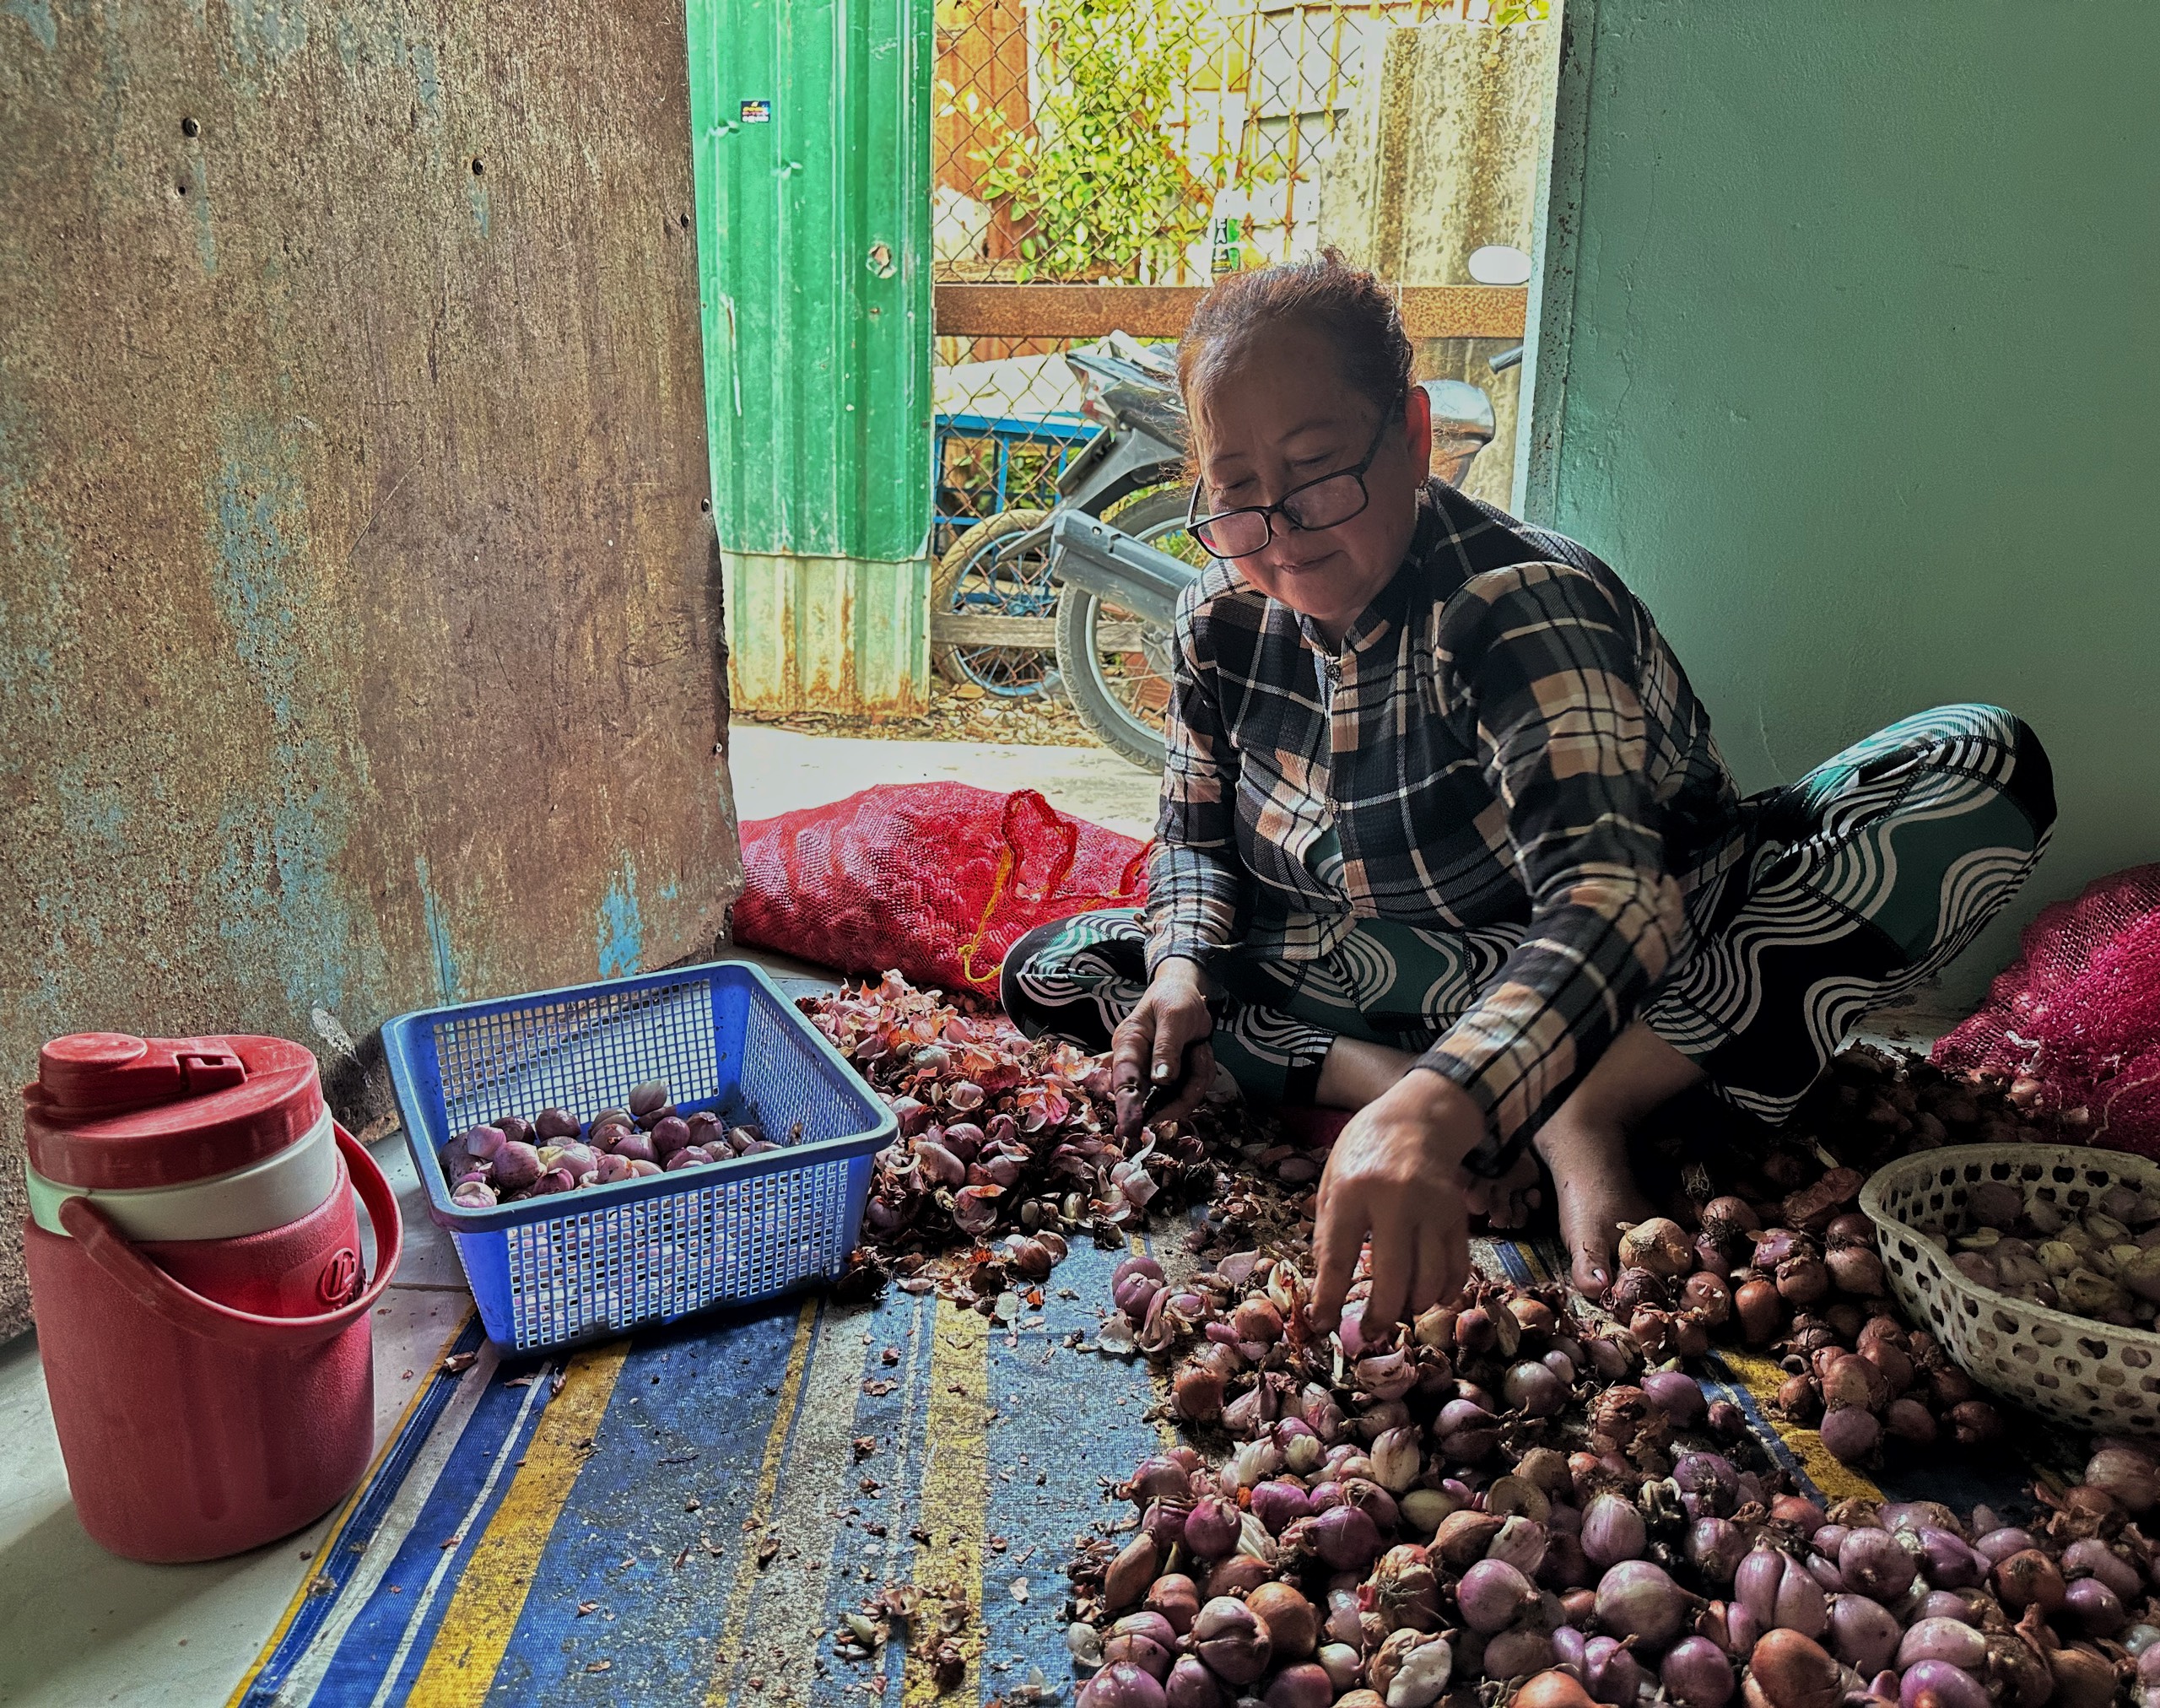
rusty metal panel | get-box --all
[0,0,740,1335]
[723,550,932,715]
[931,283,1526,339]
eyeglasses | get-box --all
[1185,412,1399,561]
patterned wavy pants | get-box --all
[1002,705,2055,1127]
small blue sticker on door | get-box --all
[740,99,771,123]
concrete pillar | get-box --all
[0,0,737,1338]
[1319,21,1558,511]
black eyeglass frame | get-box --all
[1183,409,1402,562]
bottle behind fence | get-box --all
[1210,214,1245,278]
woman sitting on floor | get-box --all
[1002,251,2055,1334]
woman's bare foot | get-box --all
[1534,1110,1655,1295]
[1532,1020,1706,1297]
[1463,1148,1545,1229]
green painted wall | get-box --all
[687,0,935,714]
[1525,2,2160,1005]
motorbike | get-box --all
[1041,338,1205,768]
[936,335,1515,770]
[929,337,1189,708]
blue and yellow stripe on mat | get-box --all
[235,1235,2035,1707]
[231,1235,1171,1708]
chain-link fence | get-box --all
[928,0,1547,706]
[935,0,1540,286]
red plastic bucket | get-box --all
[21,1032,402,1563]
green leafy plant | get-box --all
[961,0,1272,284]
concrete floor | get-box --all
[0,727,1154,1708]
[726,724,1160,840]
[0,1143,470,1708]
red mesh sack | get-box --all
[732,784,1148,997]
[1933,864,2160,1159]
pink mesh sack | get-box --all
[732,785,1148,997]
[1933,865,2160,1159]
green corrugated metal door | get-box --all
[688,0,933,713]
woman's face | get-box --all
[1191,319,1432,641]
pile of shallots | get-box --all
[1063,1267,2160,1708]
[436,1079,770,1208]
[1601,1197,2007,1467]
[1114,1179,1999,1472]
[801,975,1218,1277]
[1781,1047,2079,1174]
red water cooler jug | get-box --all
[21,1031,402,1563]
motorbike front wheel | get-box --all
[932,507,1057,696]
[1054,487,1197,772]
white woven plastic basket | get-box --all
[1859,1143,2160,1437]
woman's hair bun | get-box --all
[1177,247,1414,456]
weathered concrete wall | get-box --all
[1320,21,1558,510]
[0,0,741,1336]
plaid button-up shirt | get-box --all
[1148,479,1743,1173]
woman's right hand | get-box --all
[1111,957,1217,1138]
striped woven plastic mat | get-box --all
[230,1232,2060,1708]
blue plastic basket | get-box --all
[382,961,893,1353]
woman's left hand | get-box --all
[1307,1068,1487,1336]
